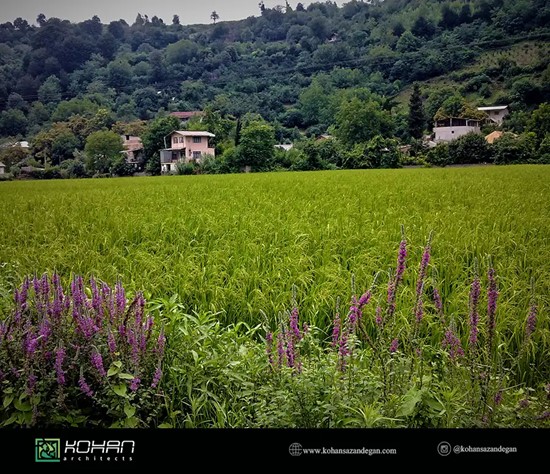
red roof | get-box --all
[170,111,203,120]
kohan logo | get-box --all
[35,439,135,463]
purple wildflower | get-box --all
[115,280,126,318]
[469,275,481,347]
[302,322,309,334]
[38,319,51,343]
[289,307,301,341]
[390,338,399,353]
[442,328,464,360]
[358,290,372,308]
[416,243,431,299]
[130,377,140,392]
[266,332,274,367]
[525,300,538,340]
[286,332,295,368]
[151,367,162,388]
[79,375,94,397]
[24,333,39,357]
[537,411,550,421]
[519,398,529,409]
[375,305,383,326]
[27,374,38,395]
[338,329,349,371]
[415,297,424,324]
[91,351,106,377]
[494,390,503,406]
[55,347,66,385]
[156,328,166,358]
[348,296,360,332]
[108,331,117,354]
[395,238,407,285]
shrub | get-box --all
[426,143,451,167]
[0,274,165,427]
[176,162,196,175]
[448,132,492,164]
[491,132,537,164]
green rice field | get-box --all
[0,166,548,327]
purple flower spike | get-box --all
[469,275,481,348]
[266,332,274,367]
[433,287,443,317]
[289,307,301,341]
[108,331,117,354]
[415,297,424,324]
[151,367,162,388]
[79,375,94,397]
[375,305,383,326]
[494,390,503,406]
[91,351,106,377]
[358,290,372,308]
[416,243,431,299]
[442,328,464,360]
[487,267,498,348]
[390,338,399,353]
[129,377,141,392]
[115,280,126,318]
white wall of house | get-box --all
[434,125,480,142]
[482,109,509,124]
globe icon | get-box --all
[289,442,303,457]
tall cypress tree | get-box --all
[408,83,425,139]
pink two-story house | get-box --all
[160,130,215,173]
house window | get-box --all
[193,136,202,143]
[172,136,177,144]
[192,151,201,159]
[178,137,183,143]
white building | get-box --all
[477,106,509,125]
[433,118,483,142]
[0,162,5,175]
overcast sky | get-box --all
[0,0,323,26]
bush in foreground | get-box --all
[0,275,165,427]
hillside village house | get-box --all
[477,105,509,125]
[0,162,5,175]
[160,131,215,173]
[434,105,509,142]
[121,135,144,168]
[169,111,204,124]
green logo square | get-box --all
[35,438,61,463]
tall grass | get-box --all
[0,166,548,334]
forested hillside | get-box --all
[0,0,549,175]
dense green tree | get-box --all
[38,76,62,106]
[526,102,550,144]
[51,129,79,165]
[107,59,132,91]
[52,99,99,123]
[395,31,421,53]
[448,132,491,165]
[237,121,275,170]
[165,40,200,65]
[0,109,28,136]
[491,132,537,164]
[411,15,436,39]
[84,130,123,174]
[408,83,425,139]
[335,97,393,146]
